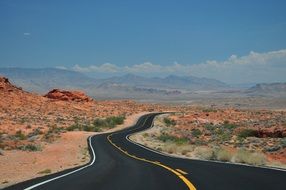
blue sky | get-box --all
[0,0,286,83]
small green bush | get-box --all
[67,116,125,132]
[15,130,27,140]
[163,118,176,126]
[158,134,189,145]
[192,129,202,138]
[222,123,237,130]
[107,116,125,125]
[19,144,42,151]
[204,123,215,131]
[238,129,258,138]
[66,123,81,131]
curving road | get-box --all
[5,113,286,190]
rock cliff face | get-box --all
[44,89,93,102]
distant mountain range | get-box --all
[0,68,230,98]
[246,83,286,97]
[0,67,285,100]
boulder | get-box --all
[44,89,93,102]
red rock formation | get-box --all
[44,89,93,102]
[0,76,22,91]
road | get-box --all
[5,113,286,190]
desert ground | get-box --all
[1,76,286,188]
[0,77,169,188]
[131,109,286,168]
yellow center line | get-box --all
[107,134,196,190]
[176,169,188,175]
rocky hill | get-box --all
[247,83,286,97]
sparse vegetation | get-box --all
[281,138,286,148]
[38,169,52,174]
[238,129,258,138]
[158,134,189,145]
[191,129,202,137]
[14,130,27,140]
[67,116,126,132]
[215,148,232,162]
[233,149,266,166]
[194,146,214,160]
[202,108,217,113]
[163,117,176,126]
[19,144,42,151]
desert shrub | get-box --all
[28,128,43,138]
[43,125,63,141]
[178,145,195,155]
[222,122,238,130]
[247,152,267,166]
[238,129,258,138]
[281,138,286,148]
[220,132,232,142]
[194,146,214,160]
[264,146,281,152]
[82,124,94,132]
[233,149,266,166]
[93,118,108,128]
[15,130,26,140]
[163,117,176,126]
[157,134,174,142]
[158,134,189,145]
[67,121,82,131]
[143,133,149,138]
[204,123,215,131]
[94,116,125,129]
[19,144,42,151]
[192,129,202,138]
[202,108,217,113]
[233,149,250,163]
[67,116,125,132]
[38,169,51,174]
[107,116,125,125]
[215,148,232,162]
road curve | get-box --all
[5,113,286,190]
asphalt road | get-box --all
[5,113,286,190]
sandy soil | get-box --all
[0,112,147,189]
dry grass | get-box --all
[215,148,232,162]
[232,149,267,166]
[194,147,214,160]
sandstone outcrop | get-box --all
[44,89,93,102]
[0,77,22,91]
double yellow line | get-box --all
[107,134,196,190]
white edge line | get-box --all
[23,113,153,190]
[126,114,286,173]
[24,135,96,190]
